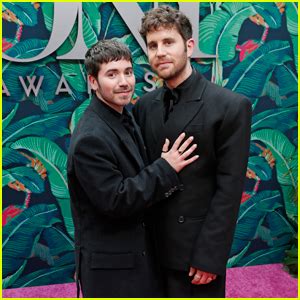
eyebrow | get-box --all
[148,37,175,45]
[105,67,133,73]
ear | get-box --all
[88,74,99,91]
[186,38,195,58]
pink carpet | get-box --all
[2,263,298,298]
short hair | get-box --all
[140,6,193,42]
[84,40,132,77]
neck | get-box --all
[95,92,123,114]
[165,63,193,89]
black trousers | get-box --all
[161,267,226,298]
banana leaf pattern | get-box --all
[2,2,297,288]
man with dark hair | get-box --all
[67,39,199,297]
[133,6,252,298]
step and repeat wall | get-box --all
[2,2,298,288]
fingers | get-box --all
[180,144,197,159]
[178,136,194,153]
[170,132,186,151]
[162,138,170,154]
[182,154,199,166]
[191,270,203,285]
[190,270,217,285]
[189,267,196,277]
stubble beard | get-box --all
[155,55,189,83]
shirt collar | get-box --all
[163,68,197,100]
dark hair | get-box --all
[140,6,193,42]
[84,39,132,77]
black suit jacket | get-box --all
[67,96,179,297]
[133,71,252,276]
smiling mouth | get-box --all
[115,90,132,94]
[157,62,172,68]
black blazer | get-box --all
[133,71,252,276]
[67,96,179,297]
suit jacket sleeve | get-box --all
[72,134,179,219]
[191,96,252,275]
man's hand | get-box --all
[161,133,199,173]
[189,267,217,285]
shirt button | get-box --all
[178,216,185,223]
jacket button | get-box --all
[178,216,185,223]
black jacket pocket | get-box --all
[90,252,135,269]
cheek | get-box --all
[130,77,136,86]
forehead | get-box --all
[99,59,132,72]
[146,26,182,43]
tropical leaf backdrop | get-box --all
[2,2,298,288]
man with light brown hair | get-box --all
[133,6,252,297]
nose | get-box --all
[156,45,166,57]
[118,74,129,86]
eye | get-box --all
[148,44,157,51]
[107,72,116,78]
[165,40,174,46]
[125,69,133,76]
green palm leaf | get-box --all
[2,147,29,168]
[114,34,144,59]
[3,62,43,102]
[70,98,91,133]
[262,81,297,107]
[41,3,54,31]
[274,64,298,98]
[231,190,282,255]
[3,112,71,145]
[31,243,55,266]
[199,3,255,61]
[265,211,295,247]
[83,2,102,36]
[251,129,297,222]
[3,104,19,130]
[57,24,87,93]
[226,40,293,98]
[3,260,27,289]
[30,64,64,111]
[10,136,69,198]
[4,39,48,59]
[251,107,297,132]
[10,137,74,237]
[253,3,282,28]
[3,3,38,26]
[12,264,75,288]
[2,170,15,187]
[82,11,99,49]
[41,226,74,256]
[100,3,129,39]
[227,242,251,268]
[3,204,60,277]
[238,245,289,266]
[46,97,78,114]
[4,166,45,194]
[285,2,298,70]
[247,156,272,181]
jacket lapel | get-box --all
[149,89,165,146]
[132,117,149,165]
[90,96,145,170]
[152,72,208,158]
